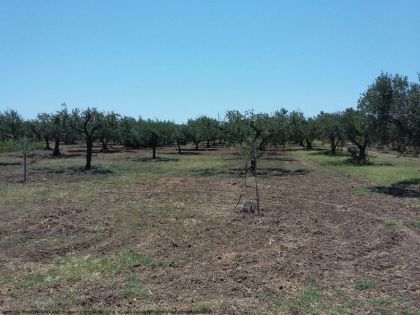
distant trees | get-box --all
[0,109,25,141]
[1,71,418,169]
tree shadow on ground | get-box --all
[133,156,179,162]
[166,151,201,155]
[261,156,297,162]
[48,153,83,159]
[370,178,420,198]
[257,167,311,176]
[0,161,21,166]
[192,167,311,177]
[31,165,117,175]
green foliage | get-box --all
[342,108,371,162]
[288,110,306,145]
[17,137,34,154]
[358,72,420,149]
[316,112,344,153]
[0,109,25,141]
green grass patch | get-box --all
[405,220,420,230]
[17,251,162,290]
[276,286,325,314]
[119,274,150,298]
[189,302,212,313]
[354,280,376,291]
[292,150,420,186]
[369,297,393,307]
[384,220,400,228]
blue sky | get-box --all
[0,0,419,122]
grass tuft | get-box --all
[355,280,376,291]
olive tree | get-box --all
[342,108,371,162]
[70,108,102,170]
[317,112,344,154]
[0,109,25,141]
[137,119,173,159]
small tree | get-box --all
[225,110,273,215]
[17,137,34,182]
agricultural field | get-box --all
[0,144,419,314]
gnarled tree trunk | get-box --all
[52,138,61,156]
[85,138,93,170]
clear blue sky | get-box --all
[1,0,419,122]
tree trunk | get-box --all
[331,138,337,154]
[358,144,367,162]
[206,140,210,148]
[52,138,61,156]
[305,140,312,150]
[152,146,156,159]
[177,141,182,154]
[100,138,109,152]
[85,139,93,170]
[44,136,51,150]
[195,141,199,150]
[23,152,27,182]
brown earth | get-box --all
[0,145,419,314]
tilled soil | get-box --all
[0,148,419,314]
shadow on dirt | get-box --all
[261,156,297,162]
[167,151,201,155]
[257,167,311,176]
[133,157,179,162]
[370,178,420,198]
[32,165,117,175]
[192,167,311,177]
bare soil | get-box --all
[0,145,419,314]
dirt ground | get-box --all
[0,145,419,314]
